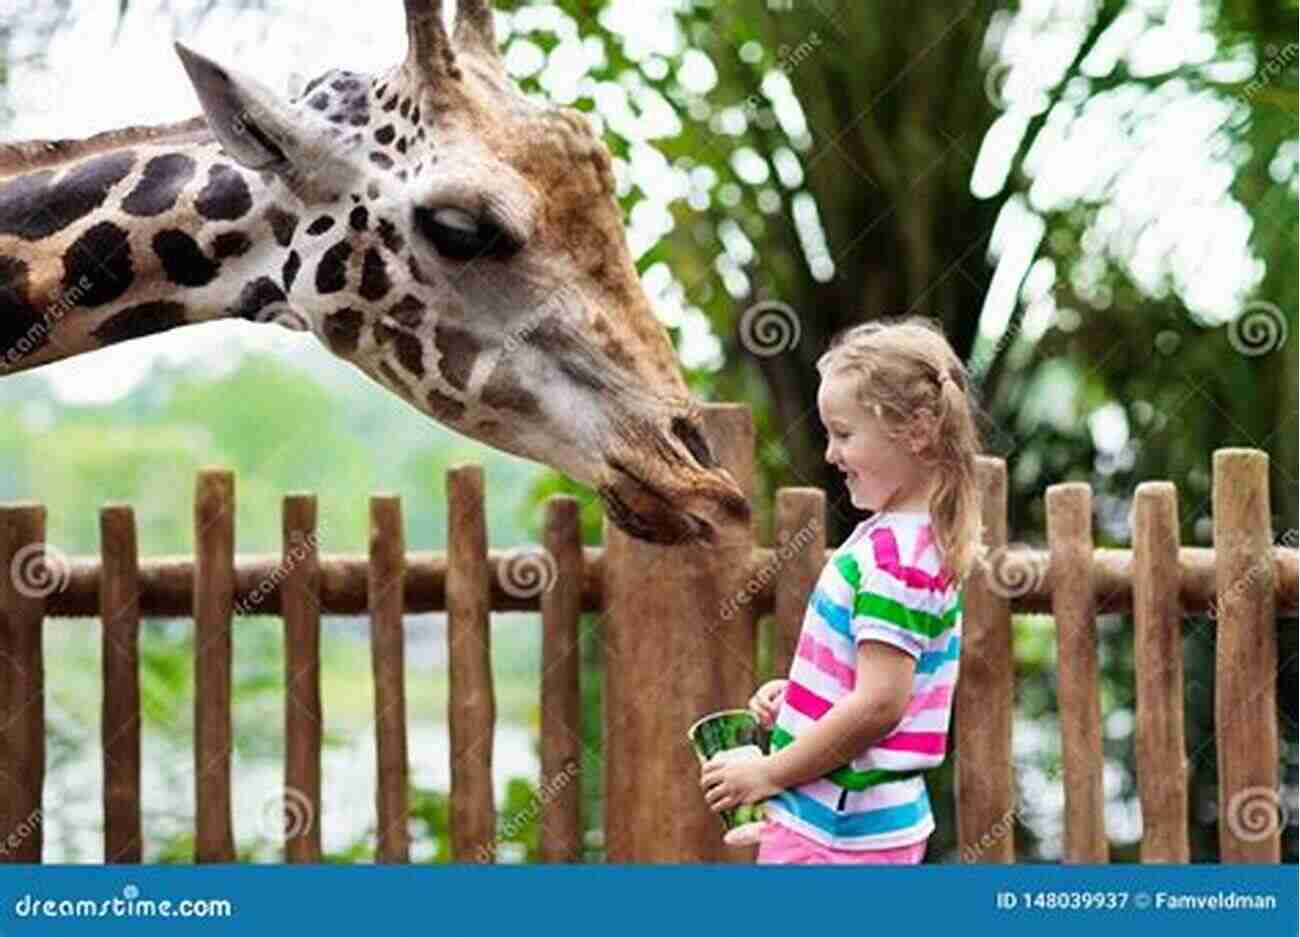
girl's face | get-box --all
[817,370,928,512]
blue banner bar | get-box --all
[0,865,1294,937]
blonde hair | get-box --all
[816,316,982,583]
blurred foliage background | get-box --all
[0,0,1295,863]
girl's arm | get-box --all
[762,640,916,790]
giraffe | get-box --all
[0,0,750,545]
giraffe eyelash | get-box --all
[413,205,521,262]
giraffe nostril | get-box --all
[670,416,717,470]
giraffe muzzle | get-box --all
[599,458,750,547]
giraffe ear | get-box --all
[175,42,326,175]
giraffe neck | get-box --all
[0,118,301,376]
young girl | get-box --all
[699,316,981,864]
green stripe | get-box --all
[853,590,959,640]
[834,553,861,591]
[770,726,920,791]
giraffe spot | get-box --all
[302,72,330,97]
[349,112,369,128]
[315,241,352,294]
[481,368,541,417]
[374,83,388,99]
[266,206,299,247]
[399,98,411,119]
[307,216,335,236]
[426,386,465,423]
[374,125,396,145]
[64,222,133,306]
[408,256,428,285]
[369,152,394,170]
[359,248,391,301]
[212,231,251,259]
[323,307,363,354]
[196,164,253,222]
[396,138,408,155]
[0,150,136,241]
[377,218,405,254]
[154,229,220,287]
[308,92,330,111]
[231,277,287,321]
[366,182,381,201]
[433,321,483,392]
[411,107,421,125]
[349,205,369,232]
[388,295,424,328]
[383,97,398,114]
[0,257,49,365]
[282,251,302,292]
[394,331,425,378]
[91,300,187,345]
[331,77,358,93]
[121,153,196,217]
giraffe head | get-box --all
[175,0,749,545]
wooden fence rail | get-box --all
[0,404,1296,865]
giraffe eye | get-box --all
[414,206,520,262]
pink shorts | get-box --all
[755,819,927,865]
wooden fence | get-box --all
[0,404,1295,864]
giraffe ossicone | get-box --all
[0,0,751,546]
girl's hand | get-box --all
[748,679,787,728]
[700,753,781,812]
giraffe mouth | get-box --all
[599,460,749,546]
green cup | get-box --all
[689,708,768,846]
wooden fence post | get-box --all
[540,496,584,862]
[100,505,142,863]
[0,503,46,863]
[1213,448,1280,862]
[1132,482,1189,861]
[194,469,235,862]
[369,494,410,863]
[446,466,496,862]
[955,456,1015,862]
[282,494,322,862]
[1046,482,1108,862]
[771,489,825,682]
[603,403,756,862]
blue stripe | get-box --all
[771,785,931,838]
[811,587,852,639]
[917,633,960,674]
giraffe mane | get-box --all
[0,116,213,179]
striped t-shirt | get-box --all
[765,509,963,851]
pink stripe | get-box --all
[869,528,949,592]
[784,680,832,720]
[798,632,856,690]
[877,730,947,756]
[903,682,952,718]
